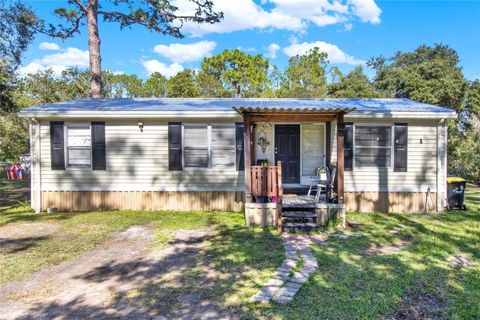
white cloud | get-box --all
[266,43,280,59]
[38,42,60,51]
[174,0,303,36]
[283,41,365,65]
[141,59,184,78]
[237,46,257,53]
[153,41,216,63]
[350,0,381,24]
[18,47,89,76]
[173,0,381,36]
[39,47,89,67]
[343,23,353,31]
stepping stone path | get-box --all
[251,234,324,304]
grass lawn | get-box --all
[253,184,480,319]
[0,177,30,208]
[0,184,478,319]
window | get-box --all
[211,124,236,168]
[354,126,392,167]
[65,123,91,168]
[184,124,209,168]
[182,123,236,169]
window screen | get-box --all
[184,124,209,168]
[354,126,391,167]
[211,125,235,168]
[66,124,91,168]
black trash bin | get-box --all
[446,177,467,210]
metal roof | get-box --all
[18,98,456,116]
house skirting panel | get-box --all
[344,192,443,213]
[32,191,443,214]
[36,191,245,212]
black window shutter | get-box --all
[344,122,353,170]
[50,121,65,170]
[394,123,408,172]
[168,122,183,170]
[91,122,106,170]
[235,123,244,171]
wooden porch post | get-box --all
[326,122,331,166]
[243,113,252,203]
[277,160,283,232]
[336,113,345,205]
[251,123,256,165]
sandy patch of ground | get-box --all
[0,226,236,320]
[365,240,411,256]
[0,222,61,256]
[394,291,446,319]
[447,254,471,269]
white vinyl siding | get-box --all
[65,123,91,169]
[37,119,244,192]
[211,124,236,168]
[35,117,446,196]
[184,124,209,168]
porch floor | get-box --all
[282,194,327,208]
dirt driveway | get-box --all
[0,225,238,320]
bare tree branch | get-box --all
[99,0,222,38]
[69,0,88,13]
[35,10,86,41]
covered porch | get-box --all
[236,105,353,230]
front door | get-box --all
[275,124,300,184]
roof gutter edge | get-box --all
[347,111,457,119]
[18,110,241,119]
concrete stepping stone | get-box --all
[271,296,293,304]
[251,294,271,304]
[276,286,298,297]
[330,233,349,239]
[389,224,407,234]
[274,271,290,280]
[285,281,302,289]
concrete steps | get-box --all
[282,211,317,219]
[282,222,319,232]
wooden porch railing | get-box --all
[251,166,277,197]
[250,161,283,230]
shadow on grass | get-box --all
[0,209,106,227]
[13,223,284,319]
[0,236,50,255]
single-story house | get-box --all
[19,98,456,225]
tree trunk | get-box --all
[87,0,102,98]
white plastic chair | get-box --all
[308,166,329,198]
[313,167,336,203]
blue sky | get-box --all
[21,0,480,81]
